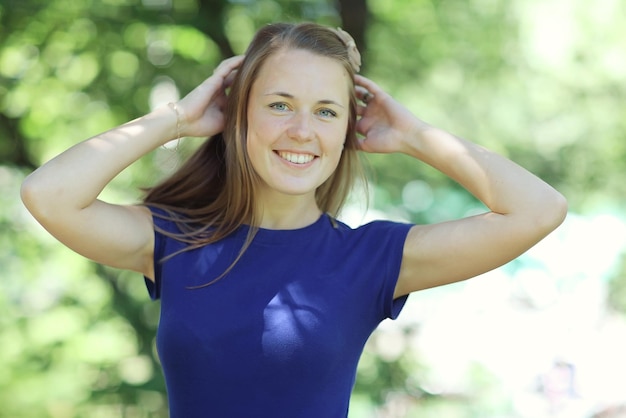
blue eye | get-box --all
[269,102,289,111]
[318,108,337,118]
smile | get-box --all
[276,151,316,165]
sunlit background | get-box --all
[1,0,625,417]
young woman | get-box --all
[21,22,567,417]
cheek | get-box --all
[245,123,263,172]
[248,114,282,146]
[246,114,271,154]
[245,141,264,182]
[245,131,264,173]
[322,126,348,155]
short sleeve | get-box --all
[143,207,169,300]
[348,219,412,322]
[377,222,412,320]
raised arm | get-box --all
[21,56,244,279]
[354,75,568,297]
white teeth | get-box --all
[278,151,314,164]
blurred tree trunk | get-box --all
[195,0,236,57]
[337,0,369,58]
[0,4,36,169]
[0,113,36,169]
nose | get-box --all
[287,112,314,142]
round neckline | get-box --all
[235,213,334,245]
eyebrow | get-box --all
[264,91,345,108]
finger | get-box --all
[354,74,384,96]
[355,115,373,135]
[224,70,238,89]
[215,56,244,94]
[214,90,228,111]
[355,86,373,104]
[214,55,245,78]
[195,56,244,97]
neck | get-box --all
[255,192,322,230]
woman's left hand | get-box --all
[354,75,430,153]
[354,75,426,154]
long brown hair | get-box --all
[143,22,365,265]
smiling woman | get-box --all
[20,21,567,418]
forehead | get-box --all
[252,48,351,100]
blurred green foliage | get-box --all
[1,0,625,416]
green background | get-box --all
[2,0,625,416]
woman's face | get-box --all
[246,48,351,206]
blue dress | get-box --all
[145,208,412,417]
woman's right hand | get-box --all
[20,55,246,280]
[176,55,245,138]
